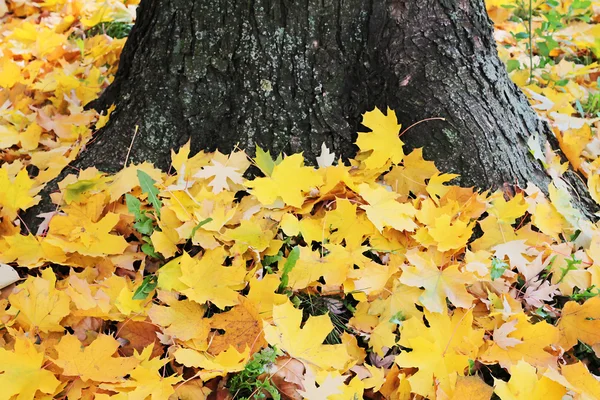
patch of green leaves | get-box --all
[137,170,162,218]
[126,194,154,235]
[254,146,283,177]
[64,179,101,203]
[132,275,158,300]
[507,0,596,82]
[228,347,280,400]
[125,171,165,259]
[390,311,406,325]
[570,285,600,301]
[506,59,521,73]
[490,257,509,281]
[557,254,582,284]
[86,21,133,39]
[278,246,300,292]
[582,92,600,117]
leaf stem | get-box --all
[398,117,446,138]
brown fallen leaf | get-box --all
[71,316,104,341]
[170,379,211,400]
[116,319,163,358]
[207,296,267,355]
[266,357,305,400]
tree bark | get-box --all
[43,0,599,219]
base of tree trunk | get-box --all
[24,0,598,228]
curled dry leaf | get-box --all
[0,263,19,291]
[266,357,305,400]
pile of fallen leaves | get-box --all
[0,0,132,186]
[1,0,600,399]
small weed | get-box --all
[570,285,600,301]
[228,347,280,400]
[557,254,582,284]
[490,257,510,281]
[86,21,133,39]
[581,92,600,117]
[505,0,595,82]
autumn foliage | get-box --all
[1,0,600,399]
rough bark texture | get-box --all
[40,0,599,219]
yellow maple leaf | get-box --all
[20,122,42,151]
[355,107,404,170]
[247,274,288,321]
[399,250,476,313]
[98,345,182,399]
[428,214,474,252]
[384,148,439,197]
[395,309,484,398]
[494,360,566,400]
[557,296,600,350]
[108,162,162,202]
[207,296,267,355]
[150,207,181,258]
[76,275,148,320]
[481,312,559,369]
[148,297,210,343]
[174,345,250,381]
[280,213,329,244]
[329,376,365,400]
[368,281,423,322]
[65,274,111,315]
[0,56,21,88]
[362,364,385,392]
[179,249,246,309]
[299,371,347,399]
[358,183,417,233]
[531,199,567,240]
[223,219,273,254]
[0,336,60,399]
[54,334,139,382]
[348,260,395,299]
[427,173,459,203]
[263,300,353,371]
[325,198,373,249]
[558,124,590,171]
[470,215,519,252]
[157,256,189,292]
[489,193,528,225]
[151,229,179,258]
[8,268,70,332]
[0,124,20,150]
[246,153,323,208]
[63,174,111,204]
[0,168,40,219]
[370,321,397,356]
[0,234,66,267]
[285,245,353,290]
[46,211,128,257]
[553,362,600,399]
[449,376,493,400]
[589,170,600,206]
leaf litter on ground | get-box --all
[1,0,600,399]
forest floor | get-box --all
[0,0,600,399]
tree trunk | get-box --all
[51,0,599,219]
